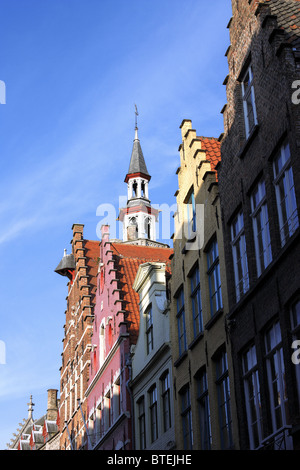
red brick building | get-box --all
[55,225,99,449]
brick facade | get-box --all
[57,224,98,450]
[219,0,300,450]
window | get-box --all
[231,211,249,302]
[161,372,171,432]
[264,321,289,433]
[290,300,300,406]
[207,239,223,315]
[149,385,158,443]
[190,266,203,337]
[104,391,111,431]
[216,350,233,449]
[273,142,299,246]
[196,369,212,450]
[187,191,196,237]
[99,324,105,366]
[242,344,263,449]
[176,288,187,356]
[241,63,257,138]
[144,217,151,239]
[180,385,193,449]
[137,397,146,449]
[113,379,121,421]
[95,405,101,443]
[145,305,154,354]
[250,179,272,276]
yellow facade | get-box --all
[169,119,239,450]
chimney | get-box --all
[47,389,58,422]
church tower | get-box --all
[119,114,159,245]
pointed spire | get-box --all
[27,395,35,419]
[126,106,150,179]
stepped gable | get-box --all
[84,239,100,304]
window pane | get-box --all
[273,143,299,246]
[231,211,249,301]
[207,240,222,315]
[191,267,203,337]
[181,387,193,450]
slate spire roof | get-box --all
[126,127,150,178]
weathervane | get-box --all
[135,104,139,130]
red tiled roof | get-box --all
[111,242,173,344]
[200,137,221,172]
[84,239,173,344]
[112,242,173,262]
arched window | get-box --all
[145,217,151,239]
[128,216,138,240]
[133,181,138,197]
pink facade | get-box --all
[86,226,133,450]
[86,225,173,450]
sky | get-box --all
[0,0,232,450]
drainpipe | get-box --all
[65,421,74,450]
[77,399,92,450]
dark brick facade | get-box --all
[218,0,300,450]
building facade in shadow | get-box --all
[218,0,300,450]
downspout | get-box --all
[64,421,74,450]
[78,399,92,450]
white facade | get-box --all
[131,262,175,450]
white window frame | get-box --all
[250,179,272,276]
[176,288,187,356]
[149,385,158,443]
[196,368,212,450]
[207,239,223,316]
[231,210,249,302]
[242,344,263,449]
[145,304,154,355]
[264,321,289,433]
[190,266,203,337]
[273,142,299,246]
[290,300,300,406]
[241,63,258,138]
[161,371,171,433]
[187,191,196,238]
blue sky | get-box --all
[0,0,232,449]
